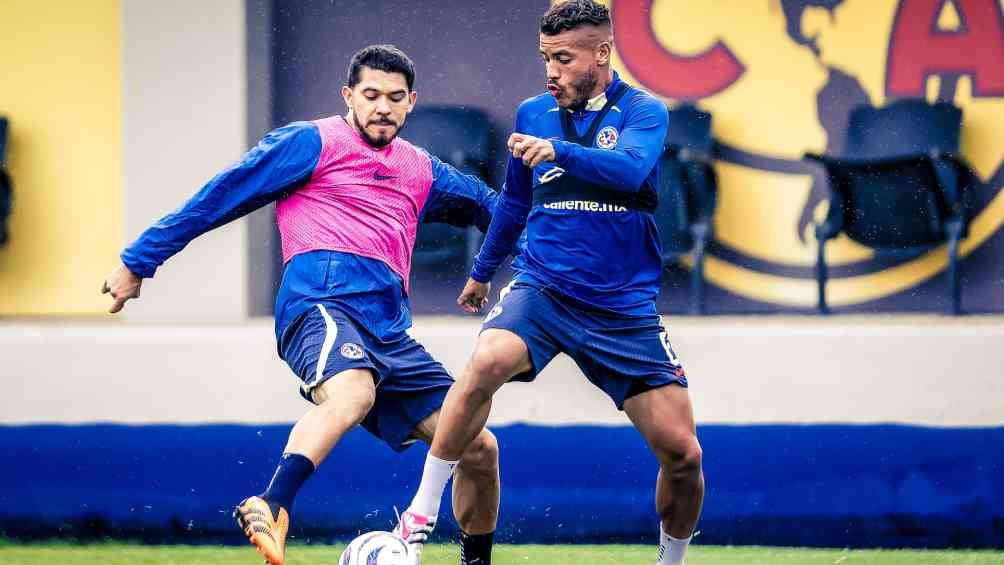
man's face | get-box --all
[341,67,417,148]
[540,26,609,109]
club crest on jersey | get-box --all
[596,126,619,149]
[340,343,365,359]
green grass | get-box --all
[0,543,1002,564]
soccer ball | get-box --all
[338,531,413,565]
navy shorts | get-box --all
[482,282,687,409]
[280,304,453,451]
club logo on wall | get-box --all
[605,0,1004,310]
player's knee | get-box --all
[465,352,502,384]
[682,437,703,472]
[657,433,703,476]
[461,429,500,474]
[466,339,520,385]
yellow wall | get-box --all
[0,1,122,315]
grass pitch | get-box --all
[0,543,1002,564]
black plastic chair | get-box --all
[808,152,974,315]
[810,99,970,314]
[0,117,11,247]
[402,106,496,270]
[845,99,962,159]
[656,104,717,314]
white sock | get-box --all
[657,525,692,565]
[409,453,459,517]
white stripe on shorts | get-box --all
[313,304,339,387]
[499,279,516,301]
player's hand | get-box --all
[508,133,555,169]
[457,278,491,313]
[101,263,143,314]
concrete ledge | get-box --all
[2,316,1002,426]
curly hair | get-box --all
[540,0,611,36]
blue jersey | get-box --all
[471,73,669,316]
[121,121,500,341]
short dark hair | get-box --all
[540,0,611,36]
[346,44,415,91]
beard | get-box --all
[565,68,600,110]
[352,112,398,148]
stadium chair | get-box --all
[402,106,497,271]
[656,103,717,314]
[0,116,11,247]
[844,99,962,159]
[809,99,971,315]
[807,153,974,315]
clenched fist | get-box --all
[101,263,143,314]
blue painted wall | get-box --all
[3,424,1001,547]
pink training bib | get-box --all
[275,116,435,292]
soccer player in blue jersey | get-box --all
[102,45,500,565]
[396,3,704,564]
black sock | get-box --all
[261,453,315,517]
[459,530,494,565]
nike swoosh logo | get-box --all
[373,171,397,180]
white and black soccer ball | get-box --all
[338,531,413,565]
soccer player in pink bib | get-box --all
[102,45,500,565]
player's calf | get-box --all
[453,429,500,529]
[454,430,500,565]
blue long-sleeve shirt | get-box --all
[471,73,669,316]
[121,120,500,341]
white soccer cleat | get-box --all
[393,508,437,563]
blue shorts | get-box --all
[279,304,453,451]
[482,282,687,409]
